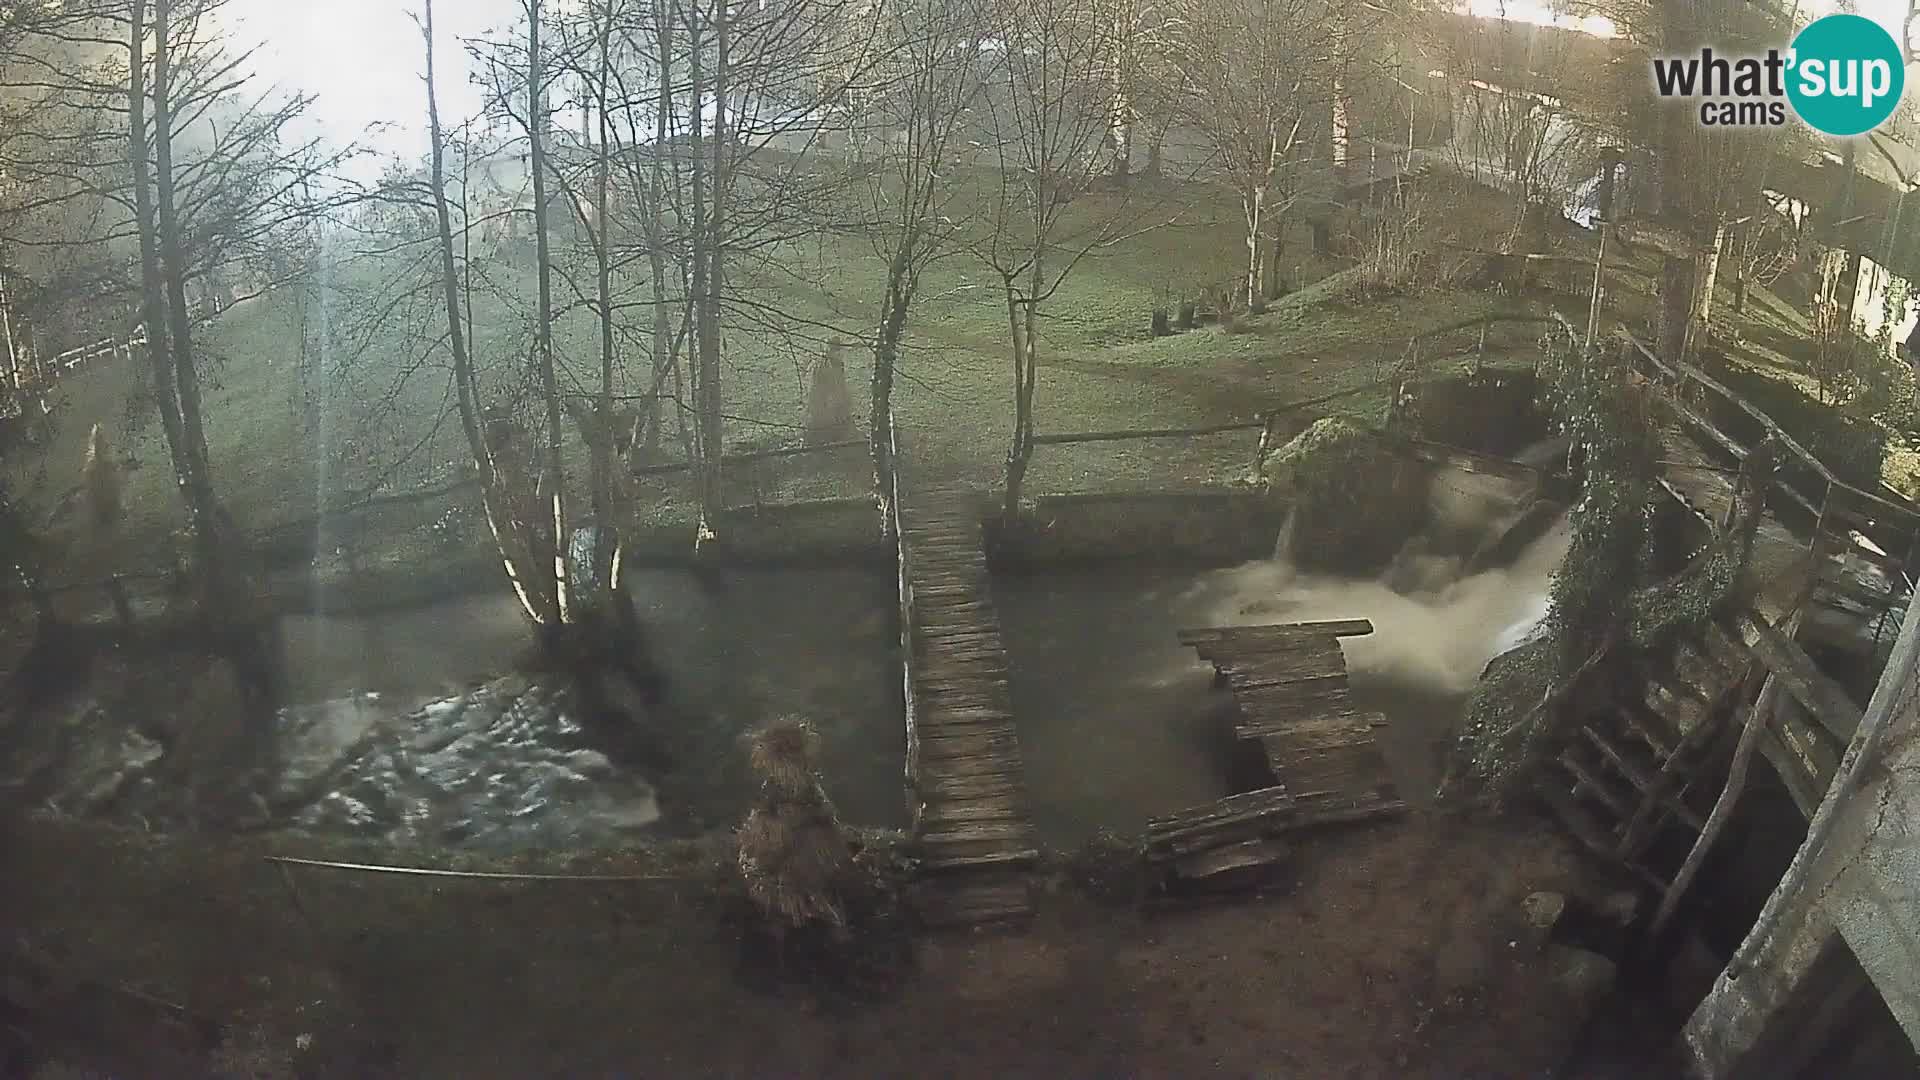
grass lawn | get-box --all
[24,168,1911,580]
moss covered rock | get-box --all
[1264,418,1428,574]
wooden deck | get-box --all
[1144,620,1406,893]
[896,486,1037,927]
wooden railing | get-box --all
[1616,329,1920,580]
[1023,312,1571,480]
[885,410,920,810]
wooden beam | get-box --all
[1737,612,1863,742]
[1178,619,1375,644]
[1759,729,1822,818]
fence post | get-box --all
[1252,411,1278,473]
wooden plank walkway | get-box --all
[897,486,1037,927]
[1144,621,1405,892]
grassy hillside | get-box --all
[23,168,1914,580]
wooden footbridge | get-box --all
[893,482,1038,928]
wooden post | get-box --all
[1585,220,1609,351]
[1644,675,1780,950]
[1252,412,1278,473]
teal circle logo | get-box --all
[1786,14,1905,136]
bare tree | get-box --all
[1093,0,1185,181]
[1171,0,1336,306]
[1433,10,1602,252]
[419,0,562,628]
[4,0,353,606]
[859,0,986,527]
[975,0,1132,517]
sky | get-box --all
[218,0,522,181]
[226,0,1920,185]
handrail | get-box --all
[1617,329,1920,528]
[1031,315,1562,458]
[1408,312,1562,346]
[1031,420,1264,446]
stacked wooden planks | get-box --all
[897,486,1037,927]
[1179,620,1401,808]
[1145,621,1405,891]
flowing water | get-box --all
[8,566,904,849]
[997,466,1570,847]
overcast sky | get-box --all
[219,0,522,181]
[220,0,1918,185]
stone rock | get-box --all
[1597,889,1641,927]
[1547,944,1618,1009]
[1265,418,1430,575]
[1523,890,1567,933]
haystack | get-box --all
[804,344,856,447]
[737,717,852,931]
[83,423,122,533]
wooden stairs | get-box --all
[1535,621,1753,894]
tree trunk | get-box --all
[1243,187,1265,308]
[1733,272,1747,315]
[528,0,568,625]
[686,13,721,545]
[588,0,617,570]
[642,2,674,457]
[705,0,730,546]
[1267,222,1286,300]
[872,249,911,534]
[1597,152,1618,223]
[152,0,232,607]
[0,270,19,390]
[125,3,186,483]
[1658,254,1695,361]
[1002,279,1038,522]
[1646,677,1779,947]
[1108,83,1132,181]
[1331,77,1351,169]
[422,0,547,627]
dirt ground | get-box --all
[0,809,1660,1079]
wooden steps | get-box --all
[898,486,1036,927]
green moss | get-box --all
[1441,635,1556,807]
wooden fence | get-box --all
[1025,310,1569,478]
